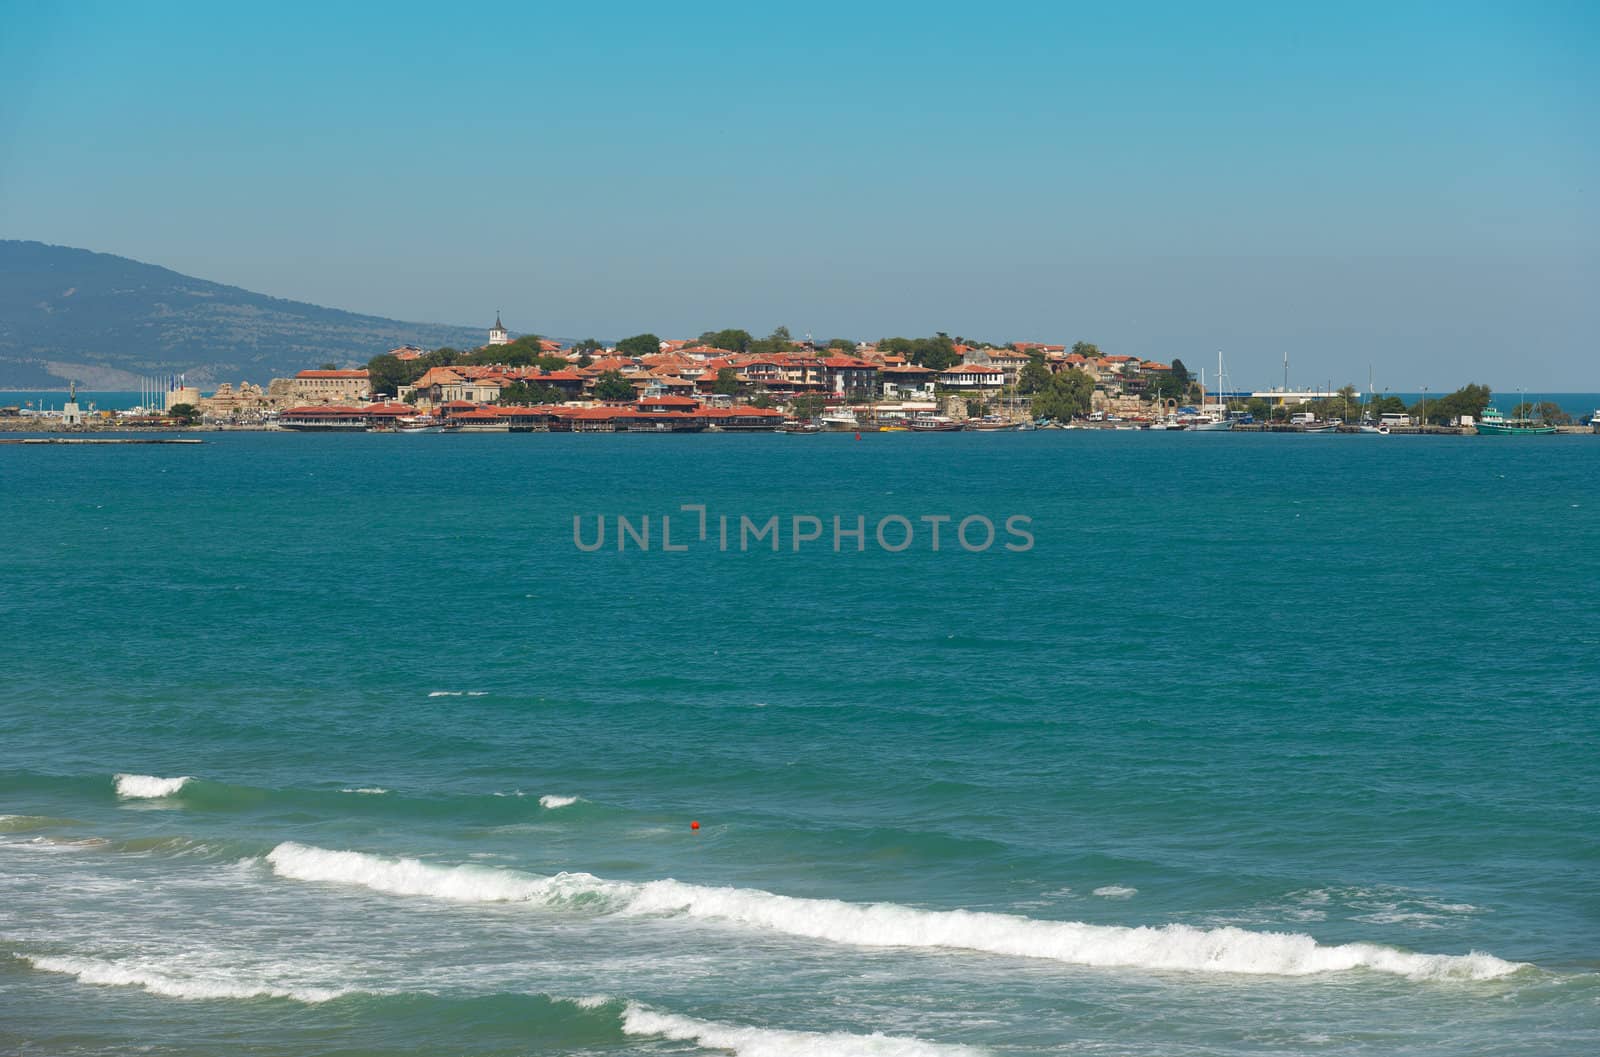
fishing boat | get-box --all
[1475,406,1556,435]
[967,418,1023,432]
[395,415,442,433]
[778,420,822,434]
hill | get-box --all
[0,240,485,387]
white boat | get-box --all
[818,409,860,432]
[395,415,442,433]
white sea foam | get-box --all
[539,794,579,809]
[341,787,389,795]
[113,774,192,799]
[262,842,1526,981]
[621,1003,987,1057]
[24,955,349,1003]
[265,842,627,906]
[427,691,462,697]
[1093,885,1137,899]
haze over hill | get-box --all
[0,241,485,388]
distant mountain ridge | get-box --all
[0,240,485,387]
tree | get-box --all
[1368,394,1407,419]
[594,370,635,402]
[698,328,754,354]
[498,381,565,405]
[791,393,827,419]
[1031,369,1095,421]
[572,338,604,354]
[1412,383,1491,425]
[879,334,958,371]
[465,334,551,367]
[713,367,741,397]
[366,353,410,397]
[616,333,661,358]
[752,392,775,409]
[1147,367,1185,404]
[576,353,594,368]
[168,403,201,425]
[1017,351,1052,395]
[1170,358,1191,392]
[826,338,856,352]
[749,326,795,356]
[1070,341,1101,358]
[419,347,461,370]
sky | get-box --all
[1,0,1595,391]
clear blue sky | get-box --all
[2,1,1595,390]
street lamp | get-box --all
[1422,385,1429,432]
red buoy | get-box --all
[690,820,700,831]
[854,432,861,440]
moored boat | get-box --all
[1475,406,1557,435]
[818,409,860,432]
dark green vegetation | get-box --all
[593,370,635,401]
[877,333,959,370]
[1030,368,1096,420]
[1413,383,1492,425]
[0,240,481,388]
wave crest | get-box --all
[23,955,349,1003]
[621,1002,986,1056]
[263,843,1525,981]
[113,774,192,799]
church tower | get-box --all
[488,311,509,346]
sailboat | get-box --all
[1193,352,1235,430]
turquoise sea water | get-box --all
[2,431,1597,1056]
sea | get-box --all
[2,430,1597,1056]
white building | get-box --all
[488,312,509,346]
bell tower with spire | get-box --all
[488,311,509,346]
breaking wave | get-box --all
[263,843,1525,981]
[113,774,192,799]
[18,954,974,1056]
[22,954,350,1003]
[620,1002,986,1056]
[539,794,579,809]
